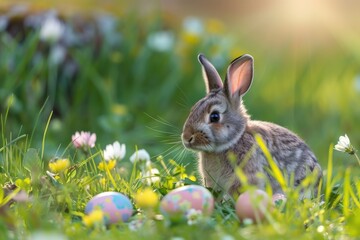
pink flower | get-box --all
[72,131,96,149]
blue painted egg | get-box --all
[85,192,133,224]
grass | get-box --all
[0,5,360,239]
[1,113,360,239]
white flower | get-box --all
[242,218,253,225]
[49,45,66,65]
[130,149,150,164]
[170,238,185,240]
[39,17,64,43]
[147,31,174,52]
[141,168,160,185]
[334,134,355,154]
[128,219,144,231]
[175,180,185,188]
[183,17,203,35]
[334,134,350,152]
[186,208,203,225]
[27,231,67,240]
[103,141,126,161]
[221,235,235,240]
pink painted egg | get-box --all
[235,189,273,223]
[85,192,133,224]
[160,185,214,221]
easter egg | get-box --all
[160,185,214,221]
[235,189,273,222]
[85,192,133,224]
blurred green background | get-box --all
[0,0,359,168]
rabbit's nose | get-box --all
[182,132,194,143]
[182,130,195,146]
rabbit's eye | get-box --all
[209,111,220,123]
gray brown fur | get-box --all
[182,54,322,197]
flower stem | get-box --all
[354,152,360,167]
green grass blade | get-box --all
[41,111,53,161]
[255,134,287,190]
[0,134,26,153]
[325,144,333,203]
[0,188,21,207]
[343,167,351,217]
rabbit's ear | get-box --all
[198,54,223,93]
[225,54,254,105]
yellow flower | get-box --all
[48,158,70,173]
[188,175,197,182]
[182,32,200,46]
[110,51,123,63]
[98,159,116,171]
[111,104,127,116]
[163,178,174,189]
[206,19,224,34]
[83,209,104,227]
[179,173,188,179]
[15,177,31,191]
[134,188,158,209]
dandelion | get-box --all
[15,178,31,192]
[134,188,159,209]
[98,160,116,171]
[175,174,197,188]
[48,158,70,173]
[72,131,96,149]
[82,209,105,227]
[141,168,160,185]
[39,17,64,43]
[130,149,150,164]
[186,208,203,225]
[334,134,360,166]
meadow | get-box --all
[1,2,360,239]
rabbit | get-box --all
[181,54,322,198]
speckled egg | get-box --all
[160,185,214,221]
[235,189,273,223]
[85,192,133,224]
